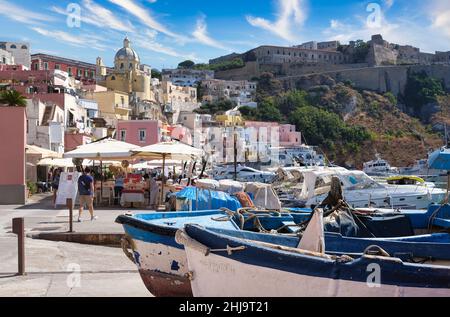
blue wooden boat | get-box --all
[116,208,450,297]
[179,224,450,297]
[116,210,239,297]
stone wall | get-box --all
[282,64,450,96]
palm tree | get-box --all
[0,90,27,107]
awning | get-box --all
[25,145,62,158]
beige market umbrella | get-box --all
[26,145,62,158]
[132,141,204,204]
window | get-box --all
[120,130,126,141]
[55,64,61,70]
[139,129,146,142]
[21,45,27,49]
[10,44,17,49]
[120,63,124,69]
[67,67,72,75]
[121,96,125,106]
[77,69,82,77]
[43,62,48,70]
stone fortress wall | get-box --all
[213,35,450,96]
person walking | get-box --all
[78,167,97,222]
[114,172,125,205]
[149,173,159,209]
[52,168,61,207]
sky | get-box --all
[0,0,450,70]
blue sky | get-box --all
[0,0,449,70]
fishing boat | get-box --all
[116,210,239,297]
[116,203,450,297]
[178,224,450,297]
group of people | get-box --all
[113,171,160,209]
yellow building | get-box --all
[215,114,244,127]
[97,37,152,102]
[85,90,130,127]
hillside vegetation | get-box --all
[240,72,447,168]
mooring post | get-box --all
[67,198,73,233]
[12,218,25,276]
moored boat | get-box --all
[178,224,450,297]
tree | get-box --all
[404,71,445,113]
[178,60,195,69]
[256,72,283,101]
[277,90,310,117]
[151,69,162,80]
[256,98,283,122]
[353,40,370,63]
[0,90,27,107]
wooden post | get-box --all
[66,198,73,233]
[234,132,238,181]
[160,154,166,206]
[12,218,25,276]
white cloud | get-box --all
[31,27,107,51]
[384,0,395,9]
[133,30,199,61]
[82,0,135,32]
[50,1,134,33]
[246,0,308,42]
[109,0,183,40]
[192,16,230,51]
[429,0,450,39]
[0,0,54,24]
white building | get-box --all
[201,79,257,106]
[162,68,214,87]
[0,49,13,65]
[0,42,31,69]
[26,99,65,153]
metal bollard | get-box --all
[12,218,25,276]
[67,198,73,233]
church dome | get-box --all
[114,37,140,63]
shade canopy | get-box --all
[131,160,182,169]
[63,138,139,160]
[26,145,62,158]
[132,141,204,161]
[38,158,122,168]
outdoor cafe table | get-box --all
[120,189,146,207]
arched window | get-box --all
[0,44,6,49]
[129,63,132,69]
[111,76,116,80]
[10,44,17,49]
[21,45,27,49]
[120,63,124,69]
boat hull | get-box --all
[138,268,192,297]
[182,225,450,297]
[185,247,450,297]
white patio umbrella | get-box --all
[63,138,139,160]
[38,158,122,168]
[132,141,204,204]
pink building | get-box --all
[0,106,27,204]
[116,120,163,147]
[170,125,193,145]
[65,133,92,152]
[279,124,302,147]
[0,68,66,107]
[244,121,302,147]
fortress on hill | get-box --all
[212,34,450,96]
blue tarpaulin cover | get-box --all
[175,187,242,211]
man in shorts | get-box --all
[77,167,97,222]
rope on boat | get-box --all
[121,235,136,264]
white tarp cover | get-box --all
[196,179,220,190]
[245,182,282,210]
[219,179,245,194]
[298,208,325,253]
